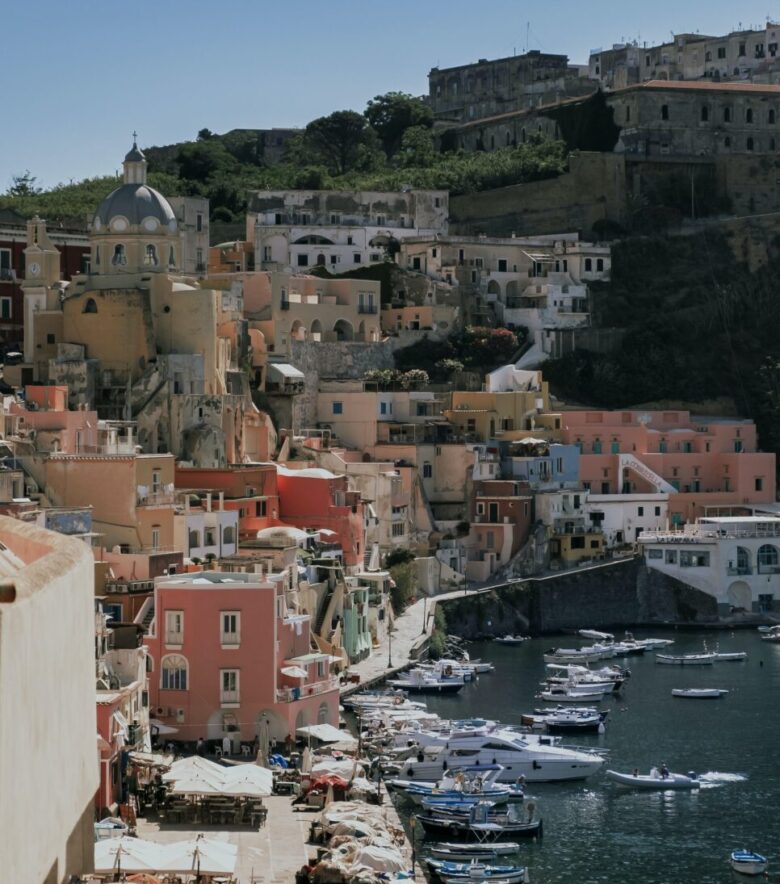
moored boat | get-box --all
[606,768,700,789]
[714,651,748,661]
[760,625,780,643]
[671,688,728,699]
[729,849,768,876]
[426,859,529,883]
[416,812,542,842]
[537,688,605,703]
[387,669,465,694]
[495,635,530,645]
[655,652,716,665]
[429,842,522,862]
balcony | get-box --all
[280,300,290,311]
[137,490,174,506]
[358,304,378,314]
[276,677,339,702]
[220,690,240,705]
[727,566,752,576]
[165,630,183,646]
[220,632,240,647]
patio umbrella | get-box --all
[222,764,273,796]
[94,837,161,874]
[168,773,225,797]
[162,756,225,782]
[302,746,312,775]
[160,838,238,876]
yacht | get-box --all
[380,727,604,783]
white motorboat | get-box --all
[543,647,608,665]
[430,842,522,862]
[388,669,465,694]
[495,635,530,645]
[578,629,614,641]
[655,652,716,665]
[634,637,674,649]
[537,688,605,703]
[671,688,728,699]
[543,675,620,695]
[382,728,604,782]
[521,706,607,733]
[730,849,768,876]
[760,625,780,643]
[714,651,747,661]
[606,768,700,789]
[416,659,476,681]
[428,859,529,883]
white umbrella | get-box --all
[302,746,313,775]
[160,838,238,876]
[221,764,273,797]
[162,756,225,782]
[149,718,179,736]
[281,665,308,678]
[94,837,161,874]
[168,773,225,796]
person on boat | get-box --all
[633,768,639,778]
[660,763,669,779]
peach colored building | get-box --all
[559,410,775,525]
[276,465,365,567]
[143,571,339,746]
[174,464,279,539]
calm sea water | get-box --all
[396,629,780,883]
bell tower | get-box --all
[22,216,61,366]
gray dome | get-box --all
[94,183,175,228]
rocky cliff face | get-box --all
[438,558,719,637]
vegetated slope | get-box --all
[542,228,780,456]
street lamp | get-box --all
[387,626,393,669]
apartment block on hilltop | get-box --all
[248,189,449,273]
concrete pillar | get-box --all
[206,492,212,513]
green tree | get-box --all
[303,111,373,175]
[176,140,236,181]
[399,125,436,168]
[365,92,433,157]
[7,171,41,198]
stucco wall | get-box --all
[0,517,97,883]
[288,340,395,431]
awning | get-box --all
[281,665,308,678]
[268,363,305,380]
[297,723,358,745]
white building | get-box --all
[585,492,669,546]
[0,516,97,883]
[168,196,210,275]
[639,516,780,614]
[249,189,449,273]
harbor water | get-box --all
[397,629,780,883]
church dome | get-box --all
[93,183,176,231]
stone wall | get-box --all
[288,340,396,431]
[437,557,719,637]
[450,152,627,237]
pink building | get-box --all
[142,570,339,747]
[277,465,365,566]
[560,409,775,525]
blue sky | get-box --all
[3,0,779,189]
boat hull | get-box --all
[386,679,465,694]
[730,851,768,876]
[430,843,522,861]
[671,689,727,699]
[417,815,542,841]
[655,654,715,665]
[606,769,700,789]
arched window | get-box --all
[145,244,158,266]
[758,544,778,573]
[83,298,98,314]
[112,244,127,266]
[161,654,188,690]
[146,653,154,673]
[746,107,754,124]
[222,526,235,545]
[724,136,732,148]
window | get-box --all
[498,259,508,272]
[0,249,11,280]
[412,257,421,270]
[196,213,203,232]
[223,525,235,545]
[330,214,340,225]
[637,506,644,517]
[220,669,240,704]
[297,254,308,266]
[717,47,726,59]
[724,106,731,122]
[380,401,388,415]
[665,550,677,564]
[724,136,731,148]
[330,255,338,266]
[347,236,353,245]
[353,253,361,263]
[701,106,709,122]
[747,137,754,152]
[144,244,158,266]
[661,104,669,121]
[332,401,343,415]
[165,611,183,645]
[596,258,604,272]
[746,108,754,124]
[168,246,176,268]
[83,298,98,314]
[111,244,127,266]
[755,477,764,491]
[151,525,160,549]
[256,499,267,517]
[435,197,441,208]
[0,298,11,320]
[392,522,405,537]
[654,506,661,517]
[161,654,187,690]
[369,253,380,262]
[423,462,432,478]
[739,42,746,57]
[221,611,240,646]
[626,105,631,123]
[204,527,216,547]
[376,215,385,226]
[152,469,162,492]
[770,109,777,125]
[648,548,663,559]
[584,258,592,272]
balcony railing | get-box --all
[358,304,378,314]
[221,632,240,646]
[220,690,240,704]
[137,490,174,506]
[165,631,183,646]
[276,677,339,702]
[727,566,752,576]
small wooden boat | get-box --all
[730,849,768,876]
[430,843,521,862]
[655,652,715,665]
[494,635,529,645]
[606,768,700,789]
[671,688,728,699]
[427,859,529,883]
[417,804,543,841]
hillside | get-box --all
[542,228,780,457]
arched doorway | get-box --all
[358,320,366,341]
[487,279,501,297]
[318,702,329,724]
[310,319,323,341]
[290,319,306,342]
[727,581,752,612]
[333,319,354,341]
[316,253,326,266]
